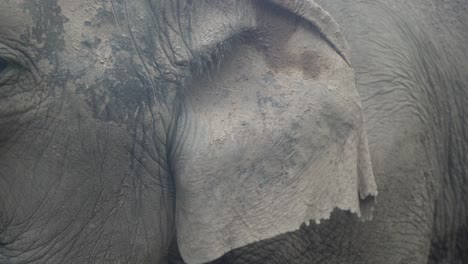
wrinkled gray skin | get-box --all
[0,0,467,264]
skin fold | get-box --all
[0,0,467,264]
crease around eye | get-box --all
[0,43,34,85]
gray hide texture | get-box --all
[2,0,468,263]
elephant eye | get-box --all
[0,54,26,86]
[0,56,17,79]
[0,58,8,75]
[0,44,30,84]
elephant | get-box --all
[0,0,467,263]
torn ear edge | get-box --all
[357,124,378,221]
[263,0,351,66]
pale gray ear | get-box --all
[175,124,377,264]
[173,1,377,263]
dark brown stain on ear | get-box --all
[301,50,326,80]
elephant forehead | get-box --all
[58,0,118,63]
[0,1,33,37]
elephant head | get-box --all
[0,0,377,263]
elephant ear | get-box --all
[175,129,377,264]
[174,1,377,263]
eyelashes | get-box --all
[189,30,257,77]
[189,43,230,77]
